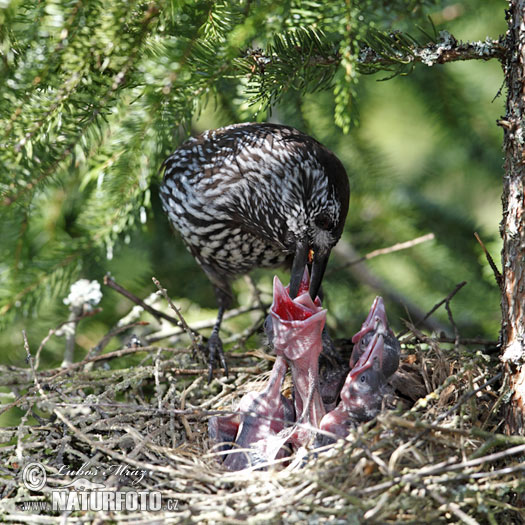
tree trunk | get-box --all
[502,0,525,435]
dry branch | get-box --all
[1,307,520,523]
[333,239,447,334]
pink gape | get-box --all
[208,276,401,468]
[319,297,400,443]
[269,272,326,445]
[208,269,326,469]
[350,296,400,378]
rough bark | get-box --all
[501,0,525,435]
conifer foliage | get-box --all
[0,0,439,327]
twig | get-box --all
[152,276,202,356]
[166,365,263,377]
[358,36,506,66]
[242,37,506,81]
[104,274,189,330]
[34,308,102,371]
[481,377,510,430]
[464,462,525,480]
[401,334,498,348]
[474,232,503,290]
[397,281,467,338]
[333,239,446,333]
[330,233,435,273]
[0,344,194,412]
[405,372,503,447]
[358,437,525,497]
[433,372,503,426]
[244,274,266,313]
[22,330,46,401]
[84,320,149,362]
[444,298,460,352]
[61,308,80,368]
[448,442,525,472]
[315,479,367,509]
[223,316,265,349]
[15,406,32,464]
[24,331,196,480]
[179,377,203,441]
[154,348,163,411]
[146,303,265,343]
[78,344,190,369]
[383,413,525,448]
[429,487,480,525]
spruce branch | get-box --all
[240,31,506,82]
[358,31,507,71]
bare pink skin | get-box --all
[208,413,241,453]
[350,296,400,378]
[340,332,385,417]
[318,297,400,444]
[208,391,261,454]
[270,274,326,445]
[352,297,388,339]
[210,280,402,462]
[209,269,326,469]
[319,332,385,442]
[223,356,293,470]
[318,404,351,440]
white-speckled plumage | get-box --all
[160,122,350,306]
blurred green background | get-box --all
[0,0,505,373]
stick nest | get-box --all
[0,294,523,524]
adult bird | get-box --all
[159,122,350,381]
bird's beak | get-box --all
[289,242,330,300]
[351,296,389,344]
[289,242,309,298]
[351,332,384,377]
[309,249,329,301]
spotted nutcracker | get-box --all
[159,122,350,380]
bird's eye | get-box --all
[314,213,333,230]
[360,375,366,383]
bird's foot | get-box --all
[207,332,228,383]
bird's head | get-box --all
[267,273,326,359]
[340,331,385,420]
[287,146,350,300]
[350,296,400,379]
